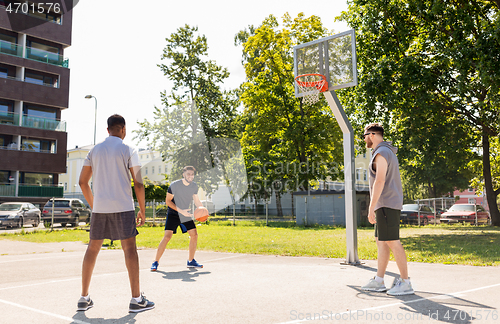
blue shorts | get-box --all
[164,213,196,234]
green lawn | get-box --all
[2,222,499,266]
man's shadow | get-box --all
[155,268,211,282]
[350,265,495,324]
[72,312,137,323]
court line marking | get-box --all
[0,249,121,264]
[202,254,245,263]
[278,282,500,324]
[0,254,245,291]
[0,298,90,324]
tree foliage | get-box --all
[134,25,240,192]
[236,13,344,215]
[340,0,500,225]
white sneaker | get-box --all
[387,278,414,296]
[361,277,387,292]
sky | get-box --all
[63,0,349,150]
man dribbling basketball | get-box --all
[151,166,203,271]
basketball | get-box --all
[194,207,209,222]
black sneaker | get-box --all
[129,293,155,313]
[77,296,94,311]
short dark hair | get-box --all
[183,166,196,173]
[364,122,384,137]
[107,114,125,132]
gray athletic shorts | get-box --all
[374,207,400,241]
[89,210,138,240]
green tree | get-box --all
[469,136,500,206]
[134,25,240,192]
[340,0,500,225]
[236,14,343,215]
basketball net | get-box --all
[295,74,328,106]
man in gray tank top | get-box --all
[361,123,414,296]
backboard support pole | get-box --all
[323,90,360,265]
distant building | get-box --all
[137,148,170,184]
[58,145,93,201]
[0,2,72,205]
[453,188,489,211]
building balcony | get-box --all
[26,46,68,67]
[0,40,69,68]
[0,39,23,57]
[0,112,66,131]
[0,183,63,198]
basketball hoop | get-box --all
[295,74,328,105]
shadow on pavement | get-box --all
[72,311,137,323]
[155,268,211,282]
[348,285,495,324]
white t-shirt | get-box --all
[84,136,141,213]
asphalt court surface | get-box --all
[0,240,499,324]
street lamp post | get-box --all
[84,95,97,145]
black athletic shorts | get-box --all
[164,213,196,234]
[374,207,400,241]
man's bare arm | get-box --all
[79,166,94,209]
[368,154,388,224]
[130,166,146,226]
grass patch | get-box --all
[1,222,499,266]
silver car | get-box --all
[0,202,41,228]
[42,198,91,227]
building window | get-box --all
[26,40,61,64]
[363,152,366,158]
[468,188,474,192]
[0,66,7,78]
[64,182,67,191]
[21,138,56,153]
[25,70,58,87]
[363,170,367,181]
[23,104,57,119]
[21,172,54,185]
[0,32,18,56]
[152,166,155,174]
[145,167,148,175]
[356,169,361,181]
[26,1,62,24]
[468,198,476,204]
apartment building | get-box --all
[0,0,72,205]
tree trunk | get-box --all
[482,132,500,226]
[275,190,283,217]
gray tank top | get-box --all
[368,141,403,211]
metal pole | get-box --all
[305,196,308,225]
[475,199,478,226]
[93,97,97,145]
[417,199,421,226]
[433,199,436,225]
[152,199,156,226]
[265,201,269,226]
[323,91,359,265]
[232,203,235,226]
[51,197,54,231]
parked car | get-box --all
[0,202,41,228]
[400,204,437,225]
[440,204,490,225]
[42,198,91,227]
